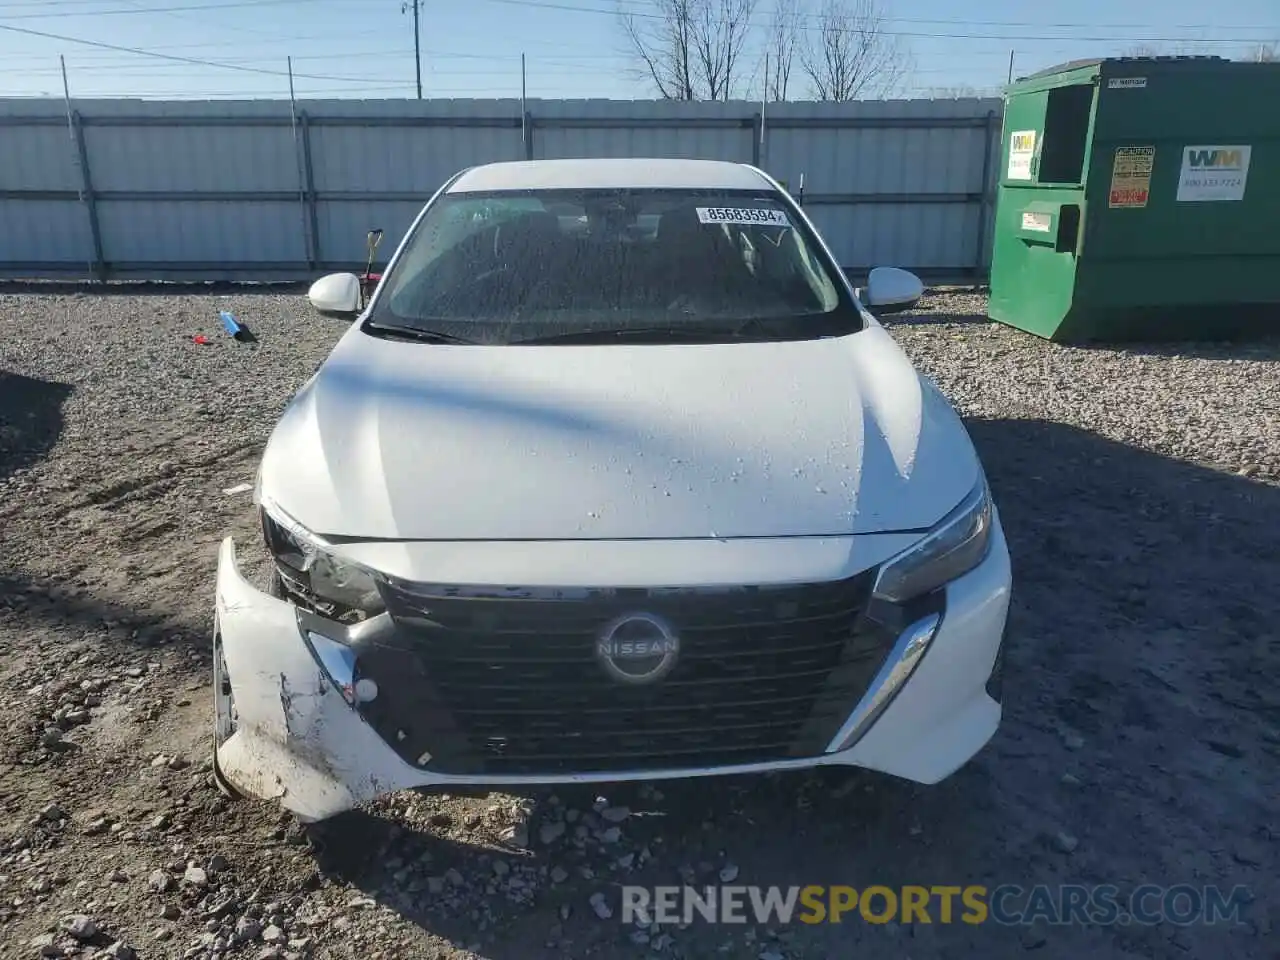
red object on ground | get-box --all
[193,334,210,345]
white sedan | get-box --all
[212,158,1011,821]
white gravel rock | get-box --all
[589,892,613,920]
[61,914,98,939]
[1054,832,1080,854]
[600,806,630,823]
[539,821,566,845]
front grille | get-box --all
[356,571,890,776]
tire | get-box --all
[211,743,243,801]
[211,627,243,801]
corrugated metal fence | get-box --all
[0,97,1003,282]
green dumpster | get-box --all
[987,56,1280,342]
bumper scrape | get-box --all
[215,538,402,821]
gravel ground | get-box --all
[1,287,1277,960]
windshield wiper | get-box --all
[365,322,478,345]
[513,325,755,345]
[730,316,778,337]
[516,317,854,345]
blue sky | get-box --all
[0,0,1276,100]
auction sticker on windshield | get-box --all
[696,207,790,226]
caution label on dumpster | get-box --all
[1108,146,1154,208]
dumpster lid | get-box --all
[1019,55,1228,83]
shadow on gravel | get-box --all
[288,421,1278,958]
[299,773,926,959]
[968,416,1279,646]
[885,308,992,327]
[0,370,72,482]
[0,570,197,648]
[1072,337,1280,362]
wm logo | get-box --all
[1188,149,1243,168]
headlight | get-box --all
[260,500,384,621]
[872,478,993,603]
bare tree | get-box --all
[1123,40,1218,58]
[1243,41,1277,62]
[621,0,697,100]
[620,0,757,101]
[1122,43,1164,58]
[925,83,999,99]
[765,0,802,100]
[801,0,908,101]
[695,0,756,100]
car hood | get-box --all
[259,323,980,541]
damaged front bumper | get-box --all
[213,539,403,821]
[214,526,1010,823]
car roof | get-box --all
[446,158,775,193]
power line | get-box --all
[0,48,646,65]
[0,20,389,54]
[15,83,537,97]
[604,0,1279,34]
[6,0,1270,34]
[0,57,1036,78]
[482,0,1276,44]
[0,61,627,77]
[0,0,356,11]
[116,0,317,41]
[890,17,1275,32]
[0,20,406,82]
[42,85,416,96]
[0,1,382,49]
[1,45,1054,66]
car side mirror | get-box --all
[863,266,924,315]
[307,272,362,319]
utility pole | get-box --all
[413,0,422,99]
[403,0,423,99]
[59,55,92,281]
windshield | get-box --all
[367,187,861,344]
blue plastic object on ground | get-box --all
[219,310,256,343]
[219,311,242,337]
